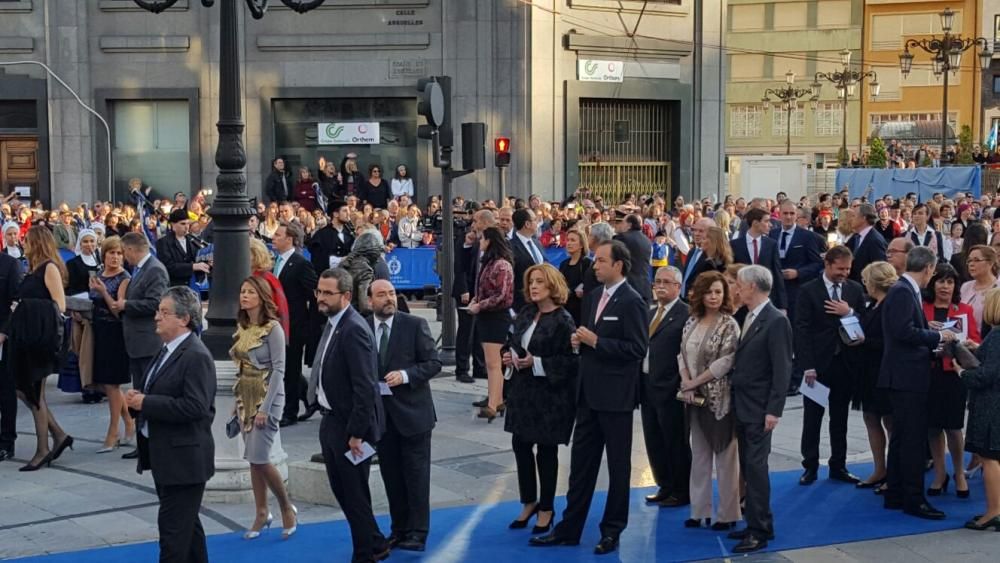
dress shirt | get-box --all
[520,320,545,376]
[855,225,873,249]
[822,274,854,316]
[603,277,629,299]
[743,298,771,336]
[516,231,543,264]
[177,235,187,254]
[131,251,152,281]
[274,248,295,278]
[374,314,408,383]
[140,330,192,437]
[778,225,795,258]
[746,234,764,264]
[316,307,348,410]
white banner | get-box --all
[318,122,381,145]
[578,59,624,83]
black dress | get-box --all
[91,271,131,385]
[859,300,892,416]
[927,307,968,430]
[66,254,101,295]
[558,255,592,326]
[9,261,62,407]
[503,305,579,445]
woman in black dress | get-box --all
[857,261,896,489]
[558,229,592,326]
[8,226,71,471]
[503,264,578,534]
[360,164,392,210]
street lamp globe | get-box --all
[847,83,856,97]
[932,54,945,76]
[762,97,771,110]
[810,81,822,97]
[980,48,994,70]
[785,70,795,84]
[869,80,881,99]
[940,7,955,33]
[899,50,914,76]
[810,97,819,111]
[840,49,851,67]
[948,46,962,72]
[836,86,846,99]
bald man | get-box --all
[498,208,514,239]
[454,210,495,384]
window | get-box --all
[816,1,851,28]
[872,12,963,51]
[772,104,805,137]
[773,2,808,30]
[868,112,959,137]
[995,15,1000,49]
[730,54,765,80]
[113,100,190,202]
[730,4,765,32]
[815,102,842,136]
[0,100,37,129]
[730,105,763,138]
[994,75,1000,94]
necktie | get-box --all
[378,322,390,375]
[144,345,169,393]
[273,254,283,275]
[752,238,759,264]
[308,321,335,407]
[741,312,756,340]
[132,265,142,283]
[594,290,611,323]
[831,282,841,301]
[649,305,665,336]
[529,240,543,264]
[780,231,789,252]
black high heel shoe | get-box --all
[532,510,553,534]
[927,474,949,496]
[509,505,539,529]
[964,515,1000,531]
[955,474,970,498]
[19,451,55,472]
[51,436,74,461]
[684,517,710,528]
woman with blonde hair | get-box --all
[249,238,290,339]
[857,261,897,490]
[260,203,281,240]
[8,226,70,471]
[714,209,734,239]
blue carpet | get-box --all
[14,463,986,562]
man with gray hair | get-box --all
[588,222,615,249]
[726,265,792,553]
[641,266,691,507]
[846,203,887,286]
[681,218,717,297]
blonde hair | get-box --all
[861,261,898,296]
[713,209,731,233]
[983,288,1000,327]
[249,238,274,273]
[522,263,569,306]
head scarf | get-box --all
[91,222,106,237]
[75,228,98,256]
[350,228,385,266]
[2,221,19,249]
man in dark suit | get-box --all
[308,201,356,275]
[126,286,215,563]
[770,200,823,324]
[680,218,715,297]
[457,210,496,389]
[728,265,792,553]
[614,214,653,303]
[531,240,648,555]
[510,208,545,310]
[846,203,887,286]
[0,252,22,462]
[732,208,787,310]
[311,267,389,562]
[640,266,691,507]
[879,246,954,520]
[156,209,211,287]
[367,280,441,552]
[119,232,170,460]
[272,221,319,426]
[794,246,866,485]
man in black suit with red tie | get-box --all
[732,208,787,310]
[530,240,648,556]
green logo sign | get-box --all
[584,61,598,76]
[326,124,344,139]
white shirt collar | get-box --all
[162,330,192,358]
[374,314,395,333]
[901,273,922,296]
[279,248,295,261]
[748,298,770,320]
[515,231,534,246]
[658,297,681,314]
[782,224,796,235]
[326,306,350,333]
[136,252,152,269]
[604,277,629,298]
[856,225,873,242]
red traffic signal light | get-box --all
[495,137,511,167]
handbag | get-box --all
[948,341,980,369]
[676,390,707,407]
[225,414,241,439]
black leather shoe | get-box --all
[904,503,946,520]
[727,528,775,541]
[856,477,886,489]
[372,546,391,561]
[386,533,403,548]
[0,448,11,462]
[310,452,325,463]
[456,374,475,384]
[396,535,426,552]
[799,468,818,485]
[279,416,297,428]
[659,495,690,508]
[528,533,579,547]
[644,488,670,503]
[732,534,768,554]
[593,536,619,555]
[829,468,861,484]
[297,404,319,422]
[121,449,139,460]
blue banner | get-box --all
[385,247,440,290]
[836,166,981,202]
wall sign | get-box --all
[318,122,381,145]
[578,59,624,83]
[389,59,427,79]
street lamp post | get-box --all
[811,49,879,167]
[133,0,328,356]
[761,71,813,155]
[899,7,992,158]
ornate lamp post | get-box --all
[761,71,813,155]
[898,7,992,158]
[811,49,879,167]
[133,0,327,356]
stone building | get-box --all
[0,0,724,207]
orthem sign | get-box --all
[318,122,381,145]
[577,59,624,83]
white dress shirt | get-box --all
[516,232,543,264]
[374,314,408,383]
[274,248,295,278]
[746,234,763,264]
[316,307,348,410]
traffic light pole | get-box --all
[439,154,473,367]
[498,167,506,204]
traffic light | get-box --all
[417,78,444,140]
[495,137,511,168]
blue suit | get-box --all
[768,226,824,323]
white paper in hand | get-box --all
[800,374,830,408]
[344,441,376,465]
[378,381,393,396]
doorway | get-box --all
[0,136,39,200]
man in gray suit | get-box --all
[727,265,792,554]
[118,232,169,460]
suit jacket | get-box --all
[731,235,788,309]
[278,251,318,330]
[123,255,169,359]
[730,302,793,424]
[136,333,216,486]
[769,226,824,316]
[642,300,689,405]
[878,278,941,392]
[453,239,477,299]
[155,234,200,287]
[0,252,23,332]
[793,277,865,379]
[614,229,653,303]
[510,233,543,310]
[368,312,441,437]
[680,248,709,295]
[307,224,355,275]
[577,281,649,412]
[319,306,384,443]
[846,229,888,285]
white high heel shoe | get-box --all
[282,505,298,539]
[243,513,273,540]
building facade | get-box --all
[0,0,724,207]
[980,0,1000,142]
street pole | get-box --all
[785,102,792,155]
[841,87,848,165]
[498,167,506,203]
[942,60,950,158]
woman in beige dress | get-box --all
[678,270,742,530]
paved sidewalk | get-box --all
[0,307,994,561]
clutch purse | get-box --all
[949,341,980,369]
[225,414,241,439]
[676,390,707,407]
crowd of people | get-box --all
[847,139,1000,169]
[3,165,1000,560]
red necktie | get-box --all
[752,238,759,264]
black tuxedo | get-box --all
[315,306,387,561]
[614,229,653,303]
[553,281,647,542]
[510,233,544,311]
[640,299,691,499]
[277,250,318,419]
[769,225,824,323]
[730,302,792,540]
[0,253,22,453]
[368,312,441,541]
[136,333,216,563]
[794,277,865,472]
[879,278,941,512]
[155,233,200,287]
[846,228,887,286]
[307,223,355,275]
[731,235,788,309]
